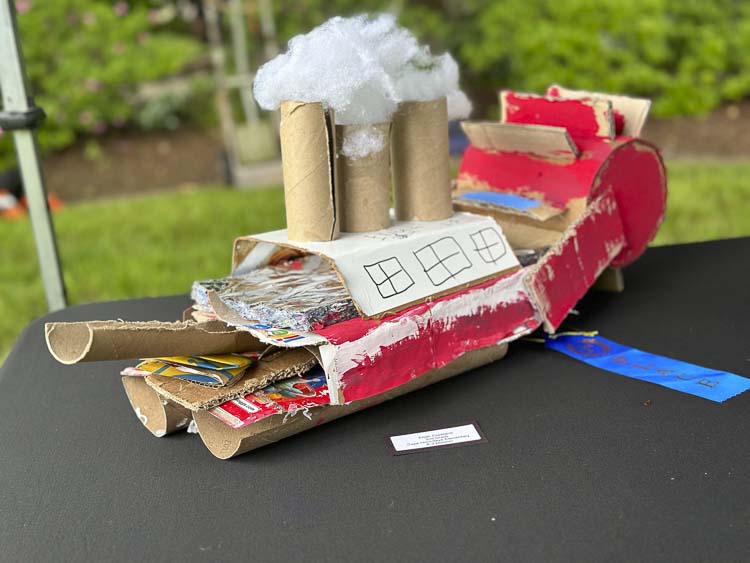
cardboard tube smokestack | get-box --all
[194,343,507,459]
[279,101,339,242]
[391,98,453,221]
[336,123,392,232]
[122,376,192,437]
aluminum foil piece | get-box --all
[192,255,359,331]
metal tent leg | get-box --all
[0,0,67,311]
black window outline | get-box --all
[470,228,508,265]
[413,236,473,287]
[363,257,415,299]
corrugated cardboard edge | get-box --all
[144,347,318,411]
[121,376,192,437]
[391,98,453,221]
[193,342,508,459]
[45,319,264,364]
[547,84,651,137]
[280,101,339,242]
[460,121,580,161]
[335,122,392,232]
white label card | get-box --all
[387,423,487,455]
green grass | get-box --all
[2,161,750,361]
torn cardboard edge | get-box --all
[45,319,264,364]
[546,84,651,138]
[193,342,509,459]
[279,101,339,242]
[524,187,626,332]
[460,121,580,162]
[144,347,318,411]
[230,213,521,319]
[122,376,191,437]
[391,98,453,221]
[500,90,616,140]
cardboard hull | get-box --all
[192,343,508,459]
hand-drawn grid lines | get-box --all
[363,257,415,299]
[414,237,472,286]
[470,228,508,264]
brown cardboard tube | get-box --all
[121,376,192,437]
[336,123,391,232]
[45,320,264,364]
[391,98,453,221]
[194,342,508,459]
[280,100,339,242]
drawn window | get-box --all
[414,237,472,286]
[363,257,415,299]
[470,228,508,264]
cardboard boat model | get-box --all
[45,86,666,459]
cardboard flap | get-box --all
[45,319,264,364]
[461,121,580,161]
[144,347,318,411]
[233,213,521,318]
[547,84,651,137]
[500,90,615,141]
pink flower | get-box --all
[137,32,150,44]
[78,111,93,126]
[113,1,129,16]
[82,11,96,26]
[15,0,31,14]
[93,122,107,135]
[113,42,126,55]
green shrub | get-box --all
[453,0,750,116]
[0,0,204,167]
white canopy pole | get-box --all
[0,0,67,311]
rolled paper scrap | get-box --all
[279,100,339,242]
[336,122,392,232]
[122,376,192,437]
[45,319,264,364]
[391,98,453,221]
[194,342,508,459]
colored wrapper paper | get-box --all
[546,334,750,403]
[391,98,453,222]
[335,123,392,232]
[280,100,339,242]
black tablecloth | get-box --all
[1,238,748,562]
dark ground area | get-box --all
[35,102,750,202]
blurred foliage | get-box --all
[255,0,750,118]
[0,0,205,168]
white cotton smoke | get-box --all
[253,14,472,157]
[340,125,386,159]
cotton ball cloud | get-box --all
[392,53,473,120]
[254,14,473,158]
[254,15,400,126]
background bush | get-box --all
[0,0,204,167]
[263,0,750,117]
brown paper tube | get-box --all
[45,320,264,365]
[121,376,192,437]
[335,123,392,232]
[279,100,339,242]
[391,98,453,221]
[194,342,508,459]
